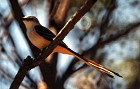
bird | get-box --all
[21,16,122,78]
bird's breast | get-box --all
[27,29,50,49]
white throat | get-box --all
[25,22,39,30]
[23,21,40,38]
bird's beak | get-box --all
[21,17,28,21]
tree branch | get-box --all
[101,22,140,45]
[84,21,140,60]
[9,0,40,57]
[99,0,116,35]
[10,0,97,88]
[0,67,29,89]
[10,56,33,89]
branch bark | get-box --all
[10,56,33,89]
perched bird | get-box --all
[21,16,122,78]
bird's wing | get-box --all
[35,25,68,48]
[35,25,56,41]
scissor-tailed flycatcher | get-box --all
[21,16,122,78]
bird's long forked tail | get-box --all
[66,47,122,78]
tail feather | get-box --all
[88,62,114,78]
[66,47,122,78]
[87,58,122,77]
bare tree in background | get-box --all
[0,0,140,89]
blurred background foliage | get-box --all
[0,0,140,89]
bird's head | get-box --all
[21,16,40,29]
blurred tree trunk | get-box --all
[39,0,72,89]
